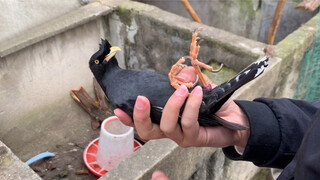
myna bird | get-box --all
[89,36,268,130]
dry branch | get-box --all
[70,78,113,129]
[71,78,147,143]
[181,0,202,23]
[267,0,287,45]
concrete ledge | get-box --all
[100,139,216,180]
[275,14,319,98]
[0,141,41,180]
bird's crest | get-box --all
[90,39,113,63]
[99,39,112,52]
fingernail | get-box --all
[113,109,121,116]
[175,85,188,96]
[135,96,146,110]
[113,109,124,118]
[191,86,202,96]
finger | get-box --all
[133,96,166,140]
[114,108,135,127]
[160,85,188,143]
[180,86,203,146]
[151,171,169,180]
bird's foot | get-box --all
[168,28,223,90]
[168,57,199,89]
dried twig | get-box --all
[70,78,113,129]
[181,0,202,23]
[267,0,287,45]
[71,78,147,143]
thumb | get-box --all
[176,67,197,83]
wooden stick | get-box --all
[267,0,287,45]
[70,78,114,129]
[181,0,202,23]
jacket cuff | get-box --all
[223,100,281,165]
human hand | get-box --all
[114,67,250,149]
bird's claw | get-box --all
[168,29,223,90]
[168,57,199,89]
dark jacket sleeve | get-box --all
[222,98,320,169]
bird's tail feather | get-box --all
[199,115,247,130]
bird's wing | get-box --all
[152,104,247,130]
[115,99,136,118]
[116,101,166,126]
[150,105,164,124]
[202,56,269,114]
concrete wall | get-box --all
[106,1,266,73]
[0,20,103,160]
[0,1,119,161]
[0,0,318,179]
[259,0,318,43]
[135,0,318,44]
[0,141,41,180]
[0,0,98,42]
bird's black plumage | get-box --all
[89,39,268,130]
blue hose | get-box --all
[25,152,55,165]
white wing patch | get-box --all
[244,69,251,75]
[255,56,268,65]
[235,75,240,82]
[254,65,266,78]
[254,56,268,78]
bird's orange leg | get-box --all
[189,29,223,89]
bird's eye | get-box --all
[94,60,99,64]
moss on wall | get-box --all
[203,62,237,85]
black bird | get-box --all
[89,39,268,130]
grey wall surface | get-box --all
[0,0,96,42]
[259,0,318,43]
[135,0,318,44]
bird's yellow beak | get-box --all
[105,46,121,62]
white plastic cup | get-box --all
[96,116,134,171]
